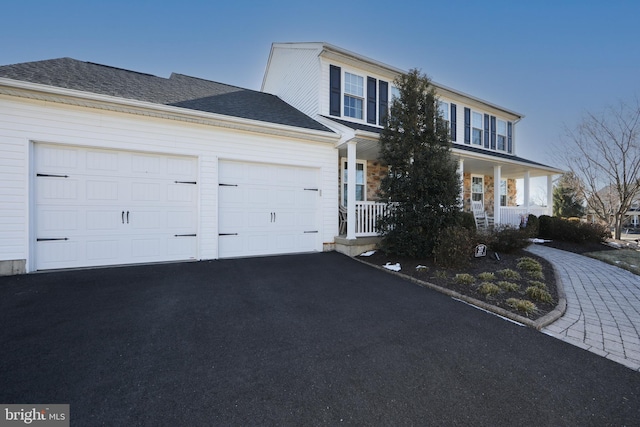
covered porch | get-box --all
[337,134,563,241]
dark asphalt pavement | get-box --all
[1,252,639,426]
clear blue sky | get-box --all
[2,0,639,177]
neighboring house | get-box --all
[262,42,563,249]
[0,58,339,274]
[0,42,562,274]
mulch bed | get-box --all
[358,246,558,321]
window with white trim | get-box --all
[497,119,507,151]
[439,101,449,127]
[342,159,366,206]
[472,112,483,145]
[500,179,508,206]
[344,72,364,119]
[471,175,484,202]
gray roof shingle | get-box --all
[0,58,332,132]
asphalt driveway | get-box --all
[1,252,639,425]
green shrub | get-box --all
[497,281,520,292]
[497,268,521,280]
[486,226,530,253]
[538,215,609,243]
[434,226,475,268]
[517,257,543,273]
[435,270,448,279]
[458,211,477,232]
[526,270,545,280]
[528,280,547,290]
[525,286,553,303]
[506,298,537,316]
[454,273,474,285]
[479,282,500,296]
[576,221,610,243]
[524,214,539,238]
[538,215,556,239]
[478,272,496,281]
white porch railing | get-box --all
[499,206,550,227]
[355,201,389,237]
[348,203,550,237]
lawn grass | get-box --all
[585,248,640,275]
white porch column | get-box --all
[547,174,554,216]
[458,159,464,208]
[523,171,531,210]
[346,141,357,240]
[493,165,501,224]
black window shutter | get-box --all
[379,80,388,125]
[507,122,513,153]
[329,65,341,117]
[464,107,471,144]
[490,116,496,150]
[483,114,490,148]
[367,77,376,124]
[450,103,457,141]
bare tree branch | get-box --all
[558,98,640,239]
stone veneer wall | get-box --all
[338,162,516,211]
[366,160,387,201]
[463,172,517,214]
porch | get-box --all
[332,127,562,250]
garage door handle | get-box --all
[127,211,130,224]
[122,211,125,224]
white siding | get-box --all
[262,46,322,118]
[0,95,338,271]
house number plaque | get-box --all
[474,244,487,258]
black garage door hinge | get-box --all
[174,234,197,237]
[175,181,197,184]
[37,174,69,178]
[37,237,69,241]
[304,188,318,191]
[303,231,319,234]
[219,183,238,187]
[219,233,238,236]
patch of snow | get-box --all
[608,241,622,248]
[359,250,376,257]
[415,265,428,271]
[383,262,401,272]
[529,238,551,243]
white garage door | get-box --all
[35,144,198,270]
[218,160,320,258]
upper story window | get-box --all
[497,119,507,151]
[344,72,364,119]
[439,101,449,126]
[329,65,390,126]
[472,112,483,145]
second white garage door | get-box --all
[218,160,320,258]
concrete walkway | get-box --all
[527,244,640,371]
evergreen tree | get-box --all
[552,172,585,218]
[377,69,461,257]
